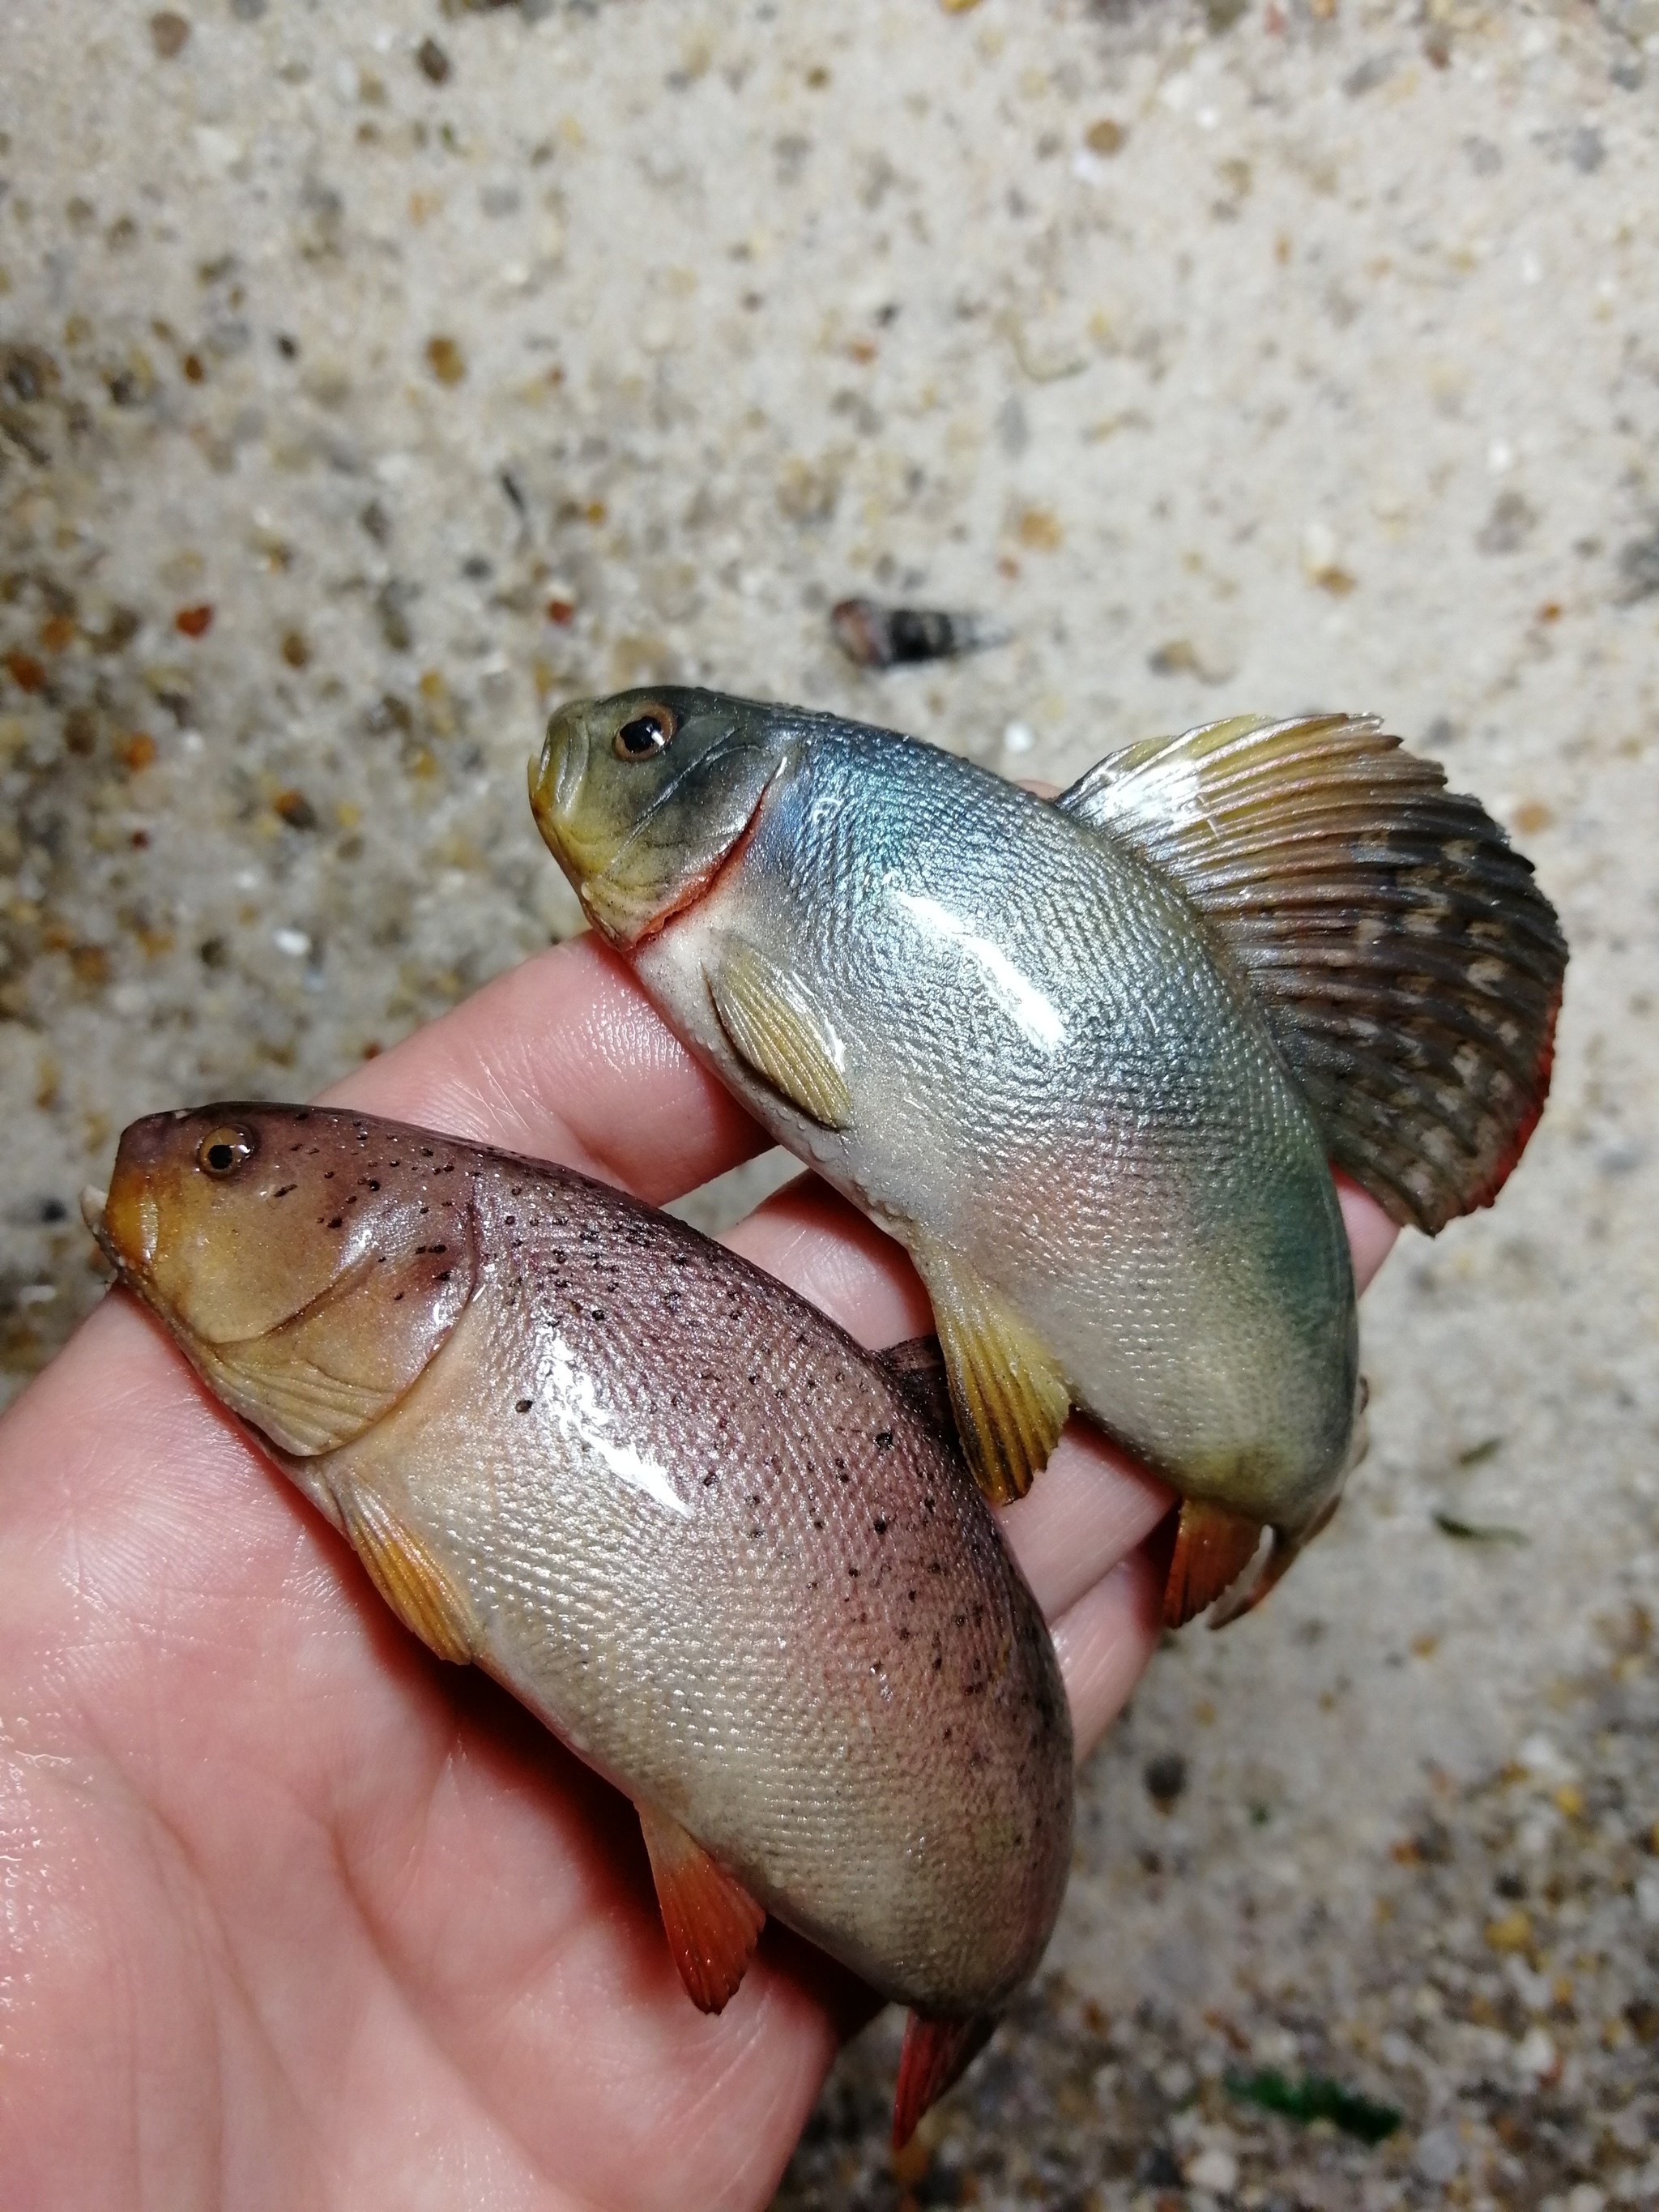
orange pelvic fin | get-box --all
[637,1802,765,2014]
[1162,1497,1267,1629]
[893,2012,996,2148]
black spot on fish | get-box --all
[872,1516,888,1536]
[515,1399,533,1414]
[327,1215,343,1229]
[874,1430,893,1450]
[274,1185,296,1198]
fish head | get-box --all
[86,1104,479,1455]
[530,687,786,944]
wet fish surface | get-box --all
[530,690,1566,1625]
[86,1103,1073,2142]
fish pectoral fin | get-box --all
[893,2012,997,2149]
[334,1484,478,1664]
[911,1239,1070,1505]
[636,1802,766,2015]
[706,942,853,1131]
[1162,1497,1269,1629]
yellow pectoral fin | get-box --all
[706,942,853,1130]
[333,1484,478,1664]
[910,1236,1070,1505]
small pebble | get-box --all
[149,11,190,59]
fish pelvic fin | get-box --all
[1162,1498,1268,1629]
[911,1236,1070,1505]
[1056,714,1566,1233]
[893,2012,997,2150]
[637,1802,766,2015]
[333,1484,479,1664]
[706,941,853,1130]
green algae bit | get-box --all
[1223,2068,1401,2145]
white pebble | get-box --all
[1187,2145,1239,2194]
[273,927,311,959]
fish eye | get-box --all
[198,1124,257,1176]
[612,704,678,760]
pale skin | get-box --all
[0,937,1396,2211]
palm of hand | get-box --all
[0,943,1392,2210]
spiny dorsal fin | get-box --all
[910,1235,1071,1505]
[636,1802,766,2014]
[1056,714,1567,1232]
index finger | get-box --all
[318,935,767,1205]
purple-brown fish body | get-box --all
[86,1103,1073,2142]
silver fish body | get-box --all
[633,729,1357,1526]
[531,687,1564,1621]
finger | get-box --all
[719,1175,934,1347]
[995,1431,1172,1624]
[1336,1171,1397,1295]
[1050,1548,1165,1766]
[318,937,767,1205]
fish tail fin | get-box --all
[1056,715,1566,1232]
[893,2012,997,2149]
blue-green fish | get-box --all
[530,691,1564,1624]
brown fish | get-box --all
[83,1102,1073,2143]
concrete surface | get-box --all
[1,1,1655,2206]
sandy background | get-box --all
[1,2,1655,2206]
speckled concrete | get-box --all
[2,2,1656,2206]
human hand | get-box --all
[0,936,1397,2210]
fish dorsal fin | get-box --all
[200,1218,478,1456]
[877,1333,957,1441]
[1056,714,1567,1232]
[636,1801,766,2014]
[334,1484,479,1664]
[909,1236,1070,1505]
[706,942,853,1130]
